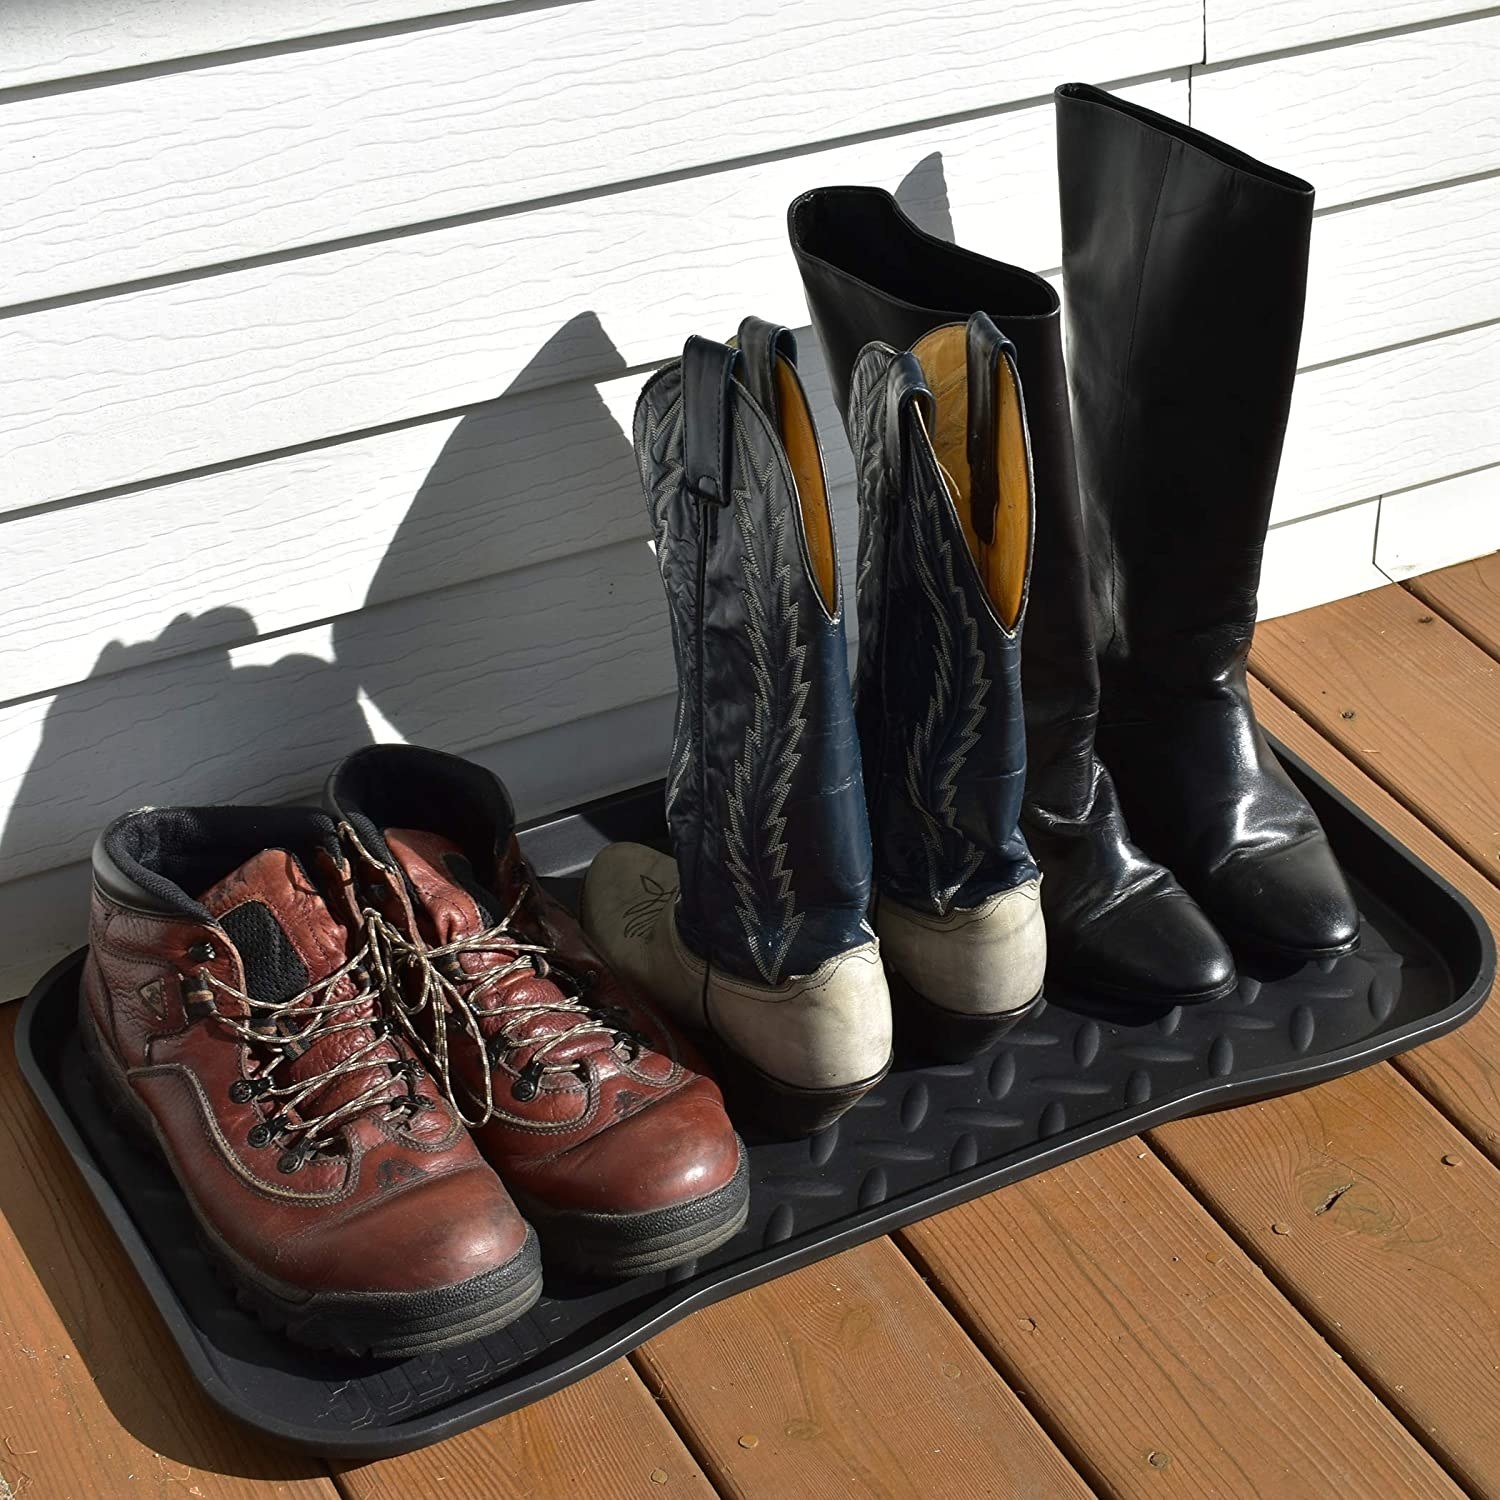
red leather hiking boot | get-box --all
[80,805,542,1355]
[326,745,749,1278]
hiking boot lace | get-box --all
[367,889,641,1128]
[191,936,426,1161]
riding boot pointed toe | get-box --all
[1207,840,1361,961]
[1064,886,1236,1004]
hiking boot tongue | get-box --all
[385,828,608,1065]
[199,849,400,1124]
[200,848,348,998]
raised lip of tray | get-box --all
[12,736,1496,1457]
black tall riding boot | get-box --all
[582,318,892,1133]
[790,187,1235,1004]
[1055,84,1359,960]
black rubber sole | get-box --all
[714,1042,892,1136]
[200,1225,544,1360]
[888,968,1045,1063]
[1223,929,1364,966]
[514,1143,751,1279]
[1054,967,1242,1008]
[79,1003,544,1358]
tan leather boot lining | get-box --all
[910,324,1030,629]
[775,354,838,612]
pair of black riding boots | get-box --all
[582,85,1359,1134]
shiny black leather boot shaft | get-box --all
[1056,83,1359,960]
[790,186,1234,1003]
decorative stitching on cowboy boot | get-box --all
[901,439,989,914]
[722,410,810,986]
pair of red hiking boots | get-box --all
[80,744,747,1357]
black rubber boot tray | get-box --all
[14,739,1493,1457]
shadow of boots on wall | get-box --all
[339,311,651,774]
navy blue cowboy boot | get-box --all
[582,318,891,1133]
[845,311,1047,1055]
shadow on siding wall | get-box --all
[0,315,637,891]
[0,149,957,940]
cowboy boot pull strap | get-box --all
[681,334,738,507]
[734,316,798,426]
[965,309,1010,546]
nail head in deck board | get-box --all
[0,1008,339,1500]
[336,1363,714,1500]
[1252,584,1500,887]
[634,1238,1093,1500]
[1407,552,1500,660]
[1250,678,1500,1155]
[898,1140,1462,1500]
[1150,1066,1500,1494]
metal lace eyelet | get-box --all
[228,1080,255,1104]
[277,1150,306,1175]
[188,940,217,963]
[247,1122,273,1148]
[511,1069,540,1102]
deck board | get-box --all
[336,1364,717,1500]
[0,1006,341,1500]
[1251,678,1500,1156]
[1408,552,1500,659]
[1153,1066,1500,1493]
[634,1237,1093,1500]
[1251,586,1500,887]
[898,1139,1463,1500]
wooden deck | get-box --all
[3,555,1498,1500]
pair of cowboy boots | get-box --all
[787,83,1360,1006]
[582,310,1047,1133]
[80,744,747,1357]
[584,85,1362,1132]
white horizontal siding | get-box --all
[0,1,509,89]
[1259,502,1387,619]
[2,0,1200,303]
[1376,466,1500,579]
[0,79,1186,511]
[0,540,676,887]
[1302,174,1500,366]
[0,370,649,697]
[1192,15,1500,205]
[1,0,1497,997]
[1205,0,1490,63]
[1275,322,1500,524]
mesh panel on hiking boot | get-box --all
[218,900,310,1005]
[199,849,404,1124]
